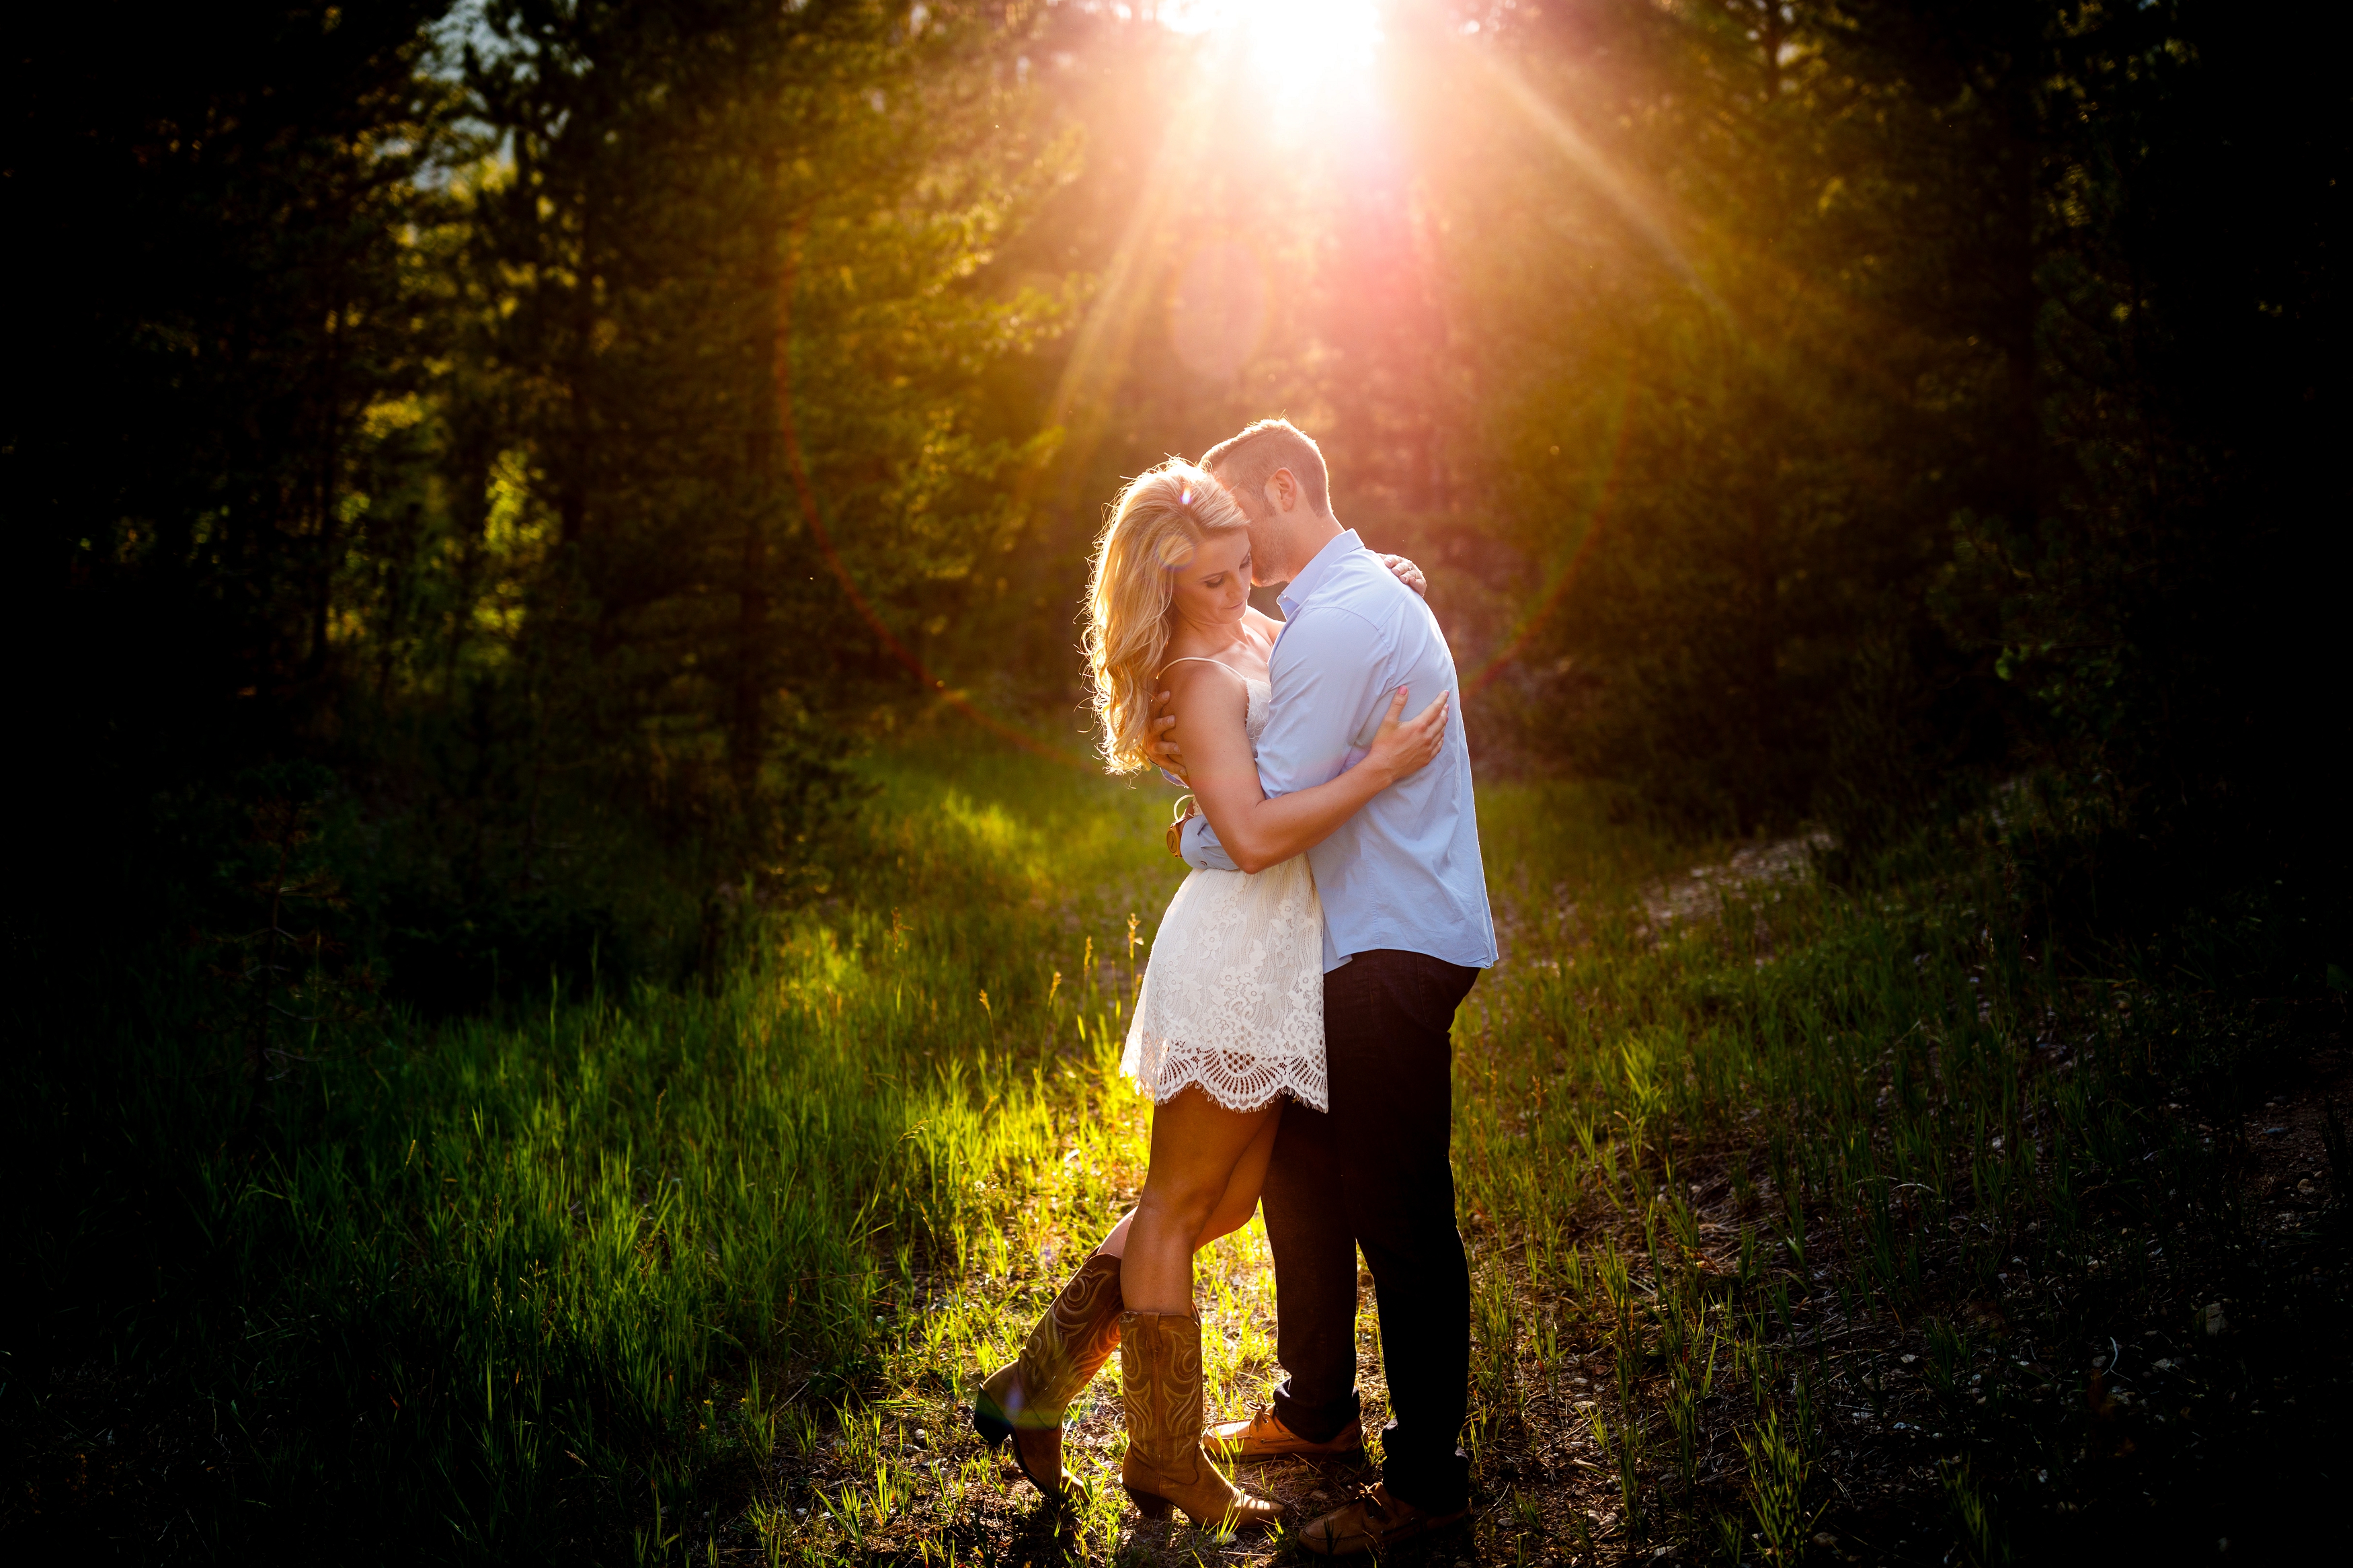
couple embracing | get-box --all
[973,420,1497,1555]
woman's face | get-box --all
[1167,527,1251,629]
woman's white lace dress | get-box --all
[1121,674,1328,1112]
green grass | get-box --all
[8,747,2345,1564]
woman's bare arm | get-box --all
[1161,665,1448,874]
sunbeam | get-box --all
[1039,40,1232,480]
[1457,36,1720,315]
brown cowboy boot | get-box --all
[1118,1310,1284,1530]
[973,1251,1124,1497]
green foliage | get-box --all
[12,6,2345,1561]
[19,1,2336,1015]
[19,2,1080,1009]
[1443,764,2346,1563]
[1739,1401,1819,1562]
[13,738,2349,1559]
[10,741,1187,1555]
[1942,1456,2009,1567]
[1421,2,2336,848]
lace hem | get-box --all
[1119,856,1326,1116]
[1123,1034,1329,1114]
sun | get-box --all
[1164,1,1386,92]
[1242,0,1384,83]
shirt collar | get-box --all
[1276,528,1362,620]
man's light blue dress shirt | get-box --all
[1181,530,1499,974]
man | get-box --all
[1154,418,1497,1555]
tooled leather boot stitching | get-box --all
[1117,1310,1283,1531]
[973,1251,1125,1497]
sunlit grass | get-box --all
[15,739,2328,1562]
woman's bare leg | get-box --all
[1122,1087,1282,1313]
[1087,1102,1279,1260]
[1193,1106,1280,1249]
[1095,1105,1283,1259]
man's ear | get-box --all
[1264,467,1300,515]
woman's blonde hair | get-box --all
[1083,460,1251,772]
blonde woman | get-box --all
[973,460,1447,1528]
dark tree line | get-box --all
[11,1,2341,1008]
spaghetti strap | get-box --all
[1156,655,1251,684]
[1156,653,1271,747]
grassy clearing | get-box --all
[1449,798,2347,1565]
[10,744,1185,1557]
[8,747,2346,1564]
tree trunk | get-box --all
[732,160,787,799]
[561,185,597,548]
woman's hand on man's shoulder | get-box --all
[1376,552,1427,597]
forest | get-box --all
[9,1,2344,1563]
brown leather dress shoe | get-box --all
[1203,1403,1365,1461]
[1299,1483,1469,1557]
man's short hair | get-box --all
[1201,418,1331,518]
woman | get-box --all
[972,460,1448,1528]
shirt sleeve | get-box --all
[1254,604,1390,796]
[1181,811,1238,872]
